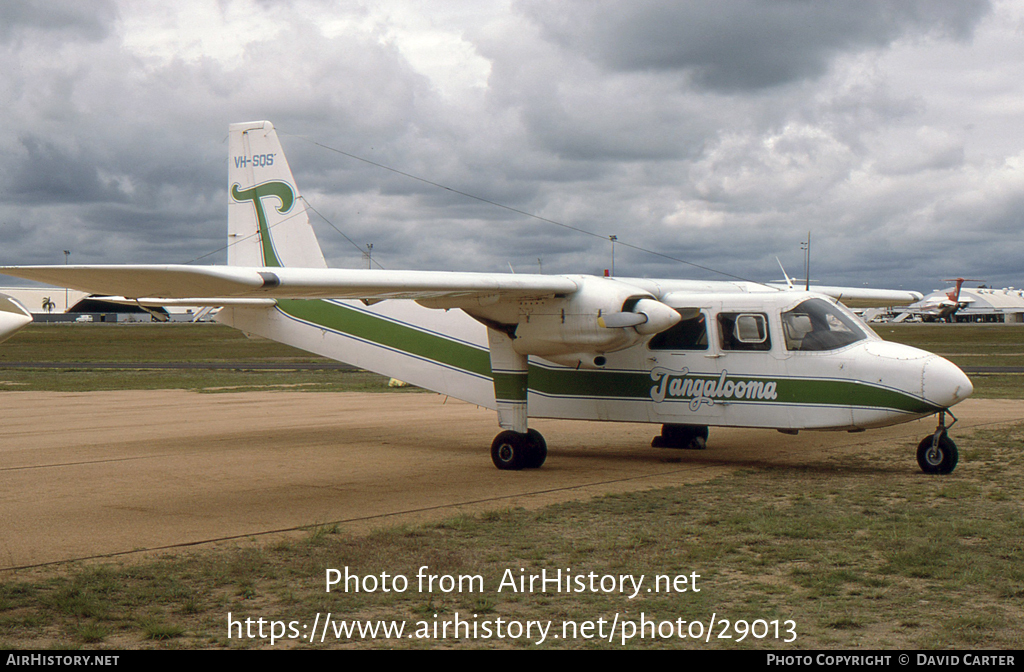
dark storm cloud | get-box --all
[7,136,122,205]
[0,0,1017,293]
[0,0,118,43]
[518,0,992,91]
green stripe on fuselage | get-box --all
[277,299,492,377]
[773,377,939,414]
[275,299,938,414]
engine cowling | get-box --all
[0,294,32,345]
[507,278,681,368]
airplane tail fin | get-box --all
[942,278,983,305]
[218,121,496,411]
[227,121,327,269]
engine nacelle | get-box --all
[507,277,680,368]
[629,298,684,335]
[0,294,32,345]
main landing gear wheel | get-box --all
[491,429,547,470]
[917,432,959,475]
[651,424,709,450]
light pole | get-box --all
[63,250,70,311]
[800,232,810,291]
[609,235,618,277]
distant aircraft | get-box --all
[896,278,982,323]
[0,122,972,474]
[0,293,32,345]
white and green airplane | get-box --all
[0,121,973,474]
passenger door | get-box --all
[645,307,723,424]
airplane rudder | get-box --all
[229,121,297,188]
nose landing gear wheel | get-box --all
[491,429,547,470]
[917,432,958,475]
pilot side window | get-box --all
[718,312,771,351]
[648,309,708,350]
[782,298,869,352]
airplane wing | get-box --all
[765,284,923,308]
[0,265,580,307]
[0,265,925,309]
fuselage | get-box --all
[216,281,972,433]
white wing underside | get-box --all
[0,265,579,309]
[0,265,922,309]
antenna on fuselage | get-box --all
[776,257,794,289]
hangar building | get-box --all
[953,287,1024,323]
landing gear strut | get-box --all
[491,429,547,470]
[652,424,709,450]
[916,410,959,475]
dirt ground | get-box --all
[1,391,1020,571]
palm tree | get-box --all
[42,297,55,314]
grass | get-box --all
[878,323,1024,368]
[0,368,399,394]
[0,323,402,393]
[876,323,1024,398]
[0,323,318,363]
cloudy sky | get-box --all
[1,0,1021,293]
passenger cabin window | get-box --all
[782,298,868,352]
[718,312,771,351]
[648,309,708,350]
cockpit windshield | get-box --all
[781,298,870,352]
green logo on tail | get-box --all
[231,181,295,268]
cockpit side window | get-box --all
[782,298,868,352]
[648,308,708,350]
[718,312,771,351]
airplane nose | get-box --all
[922,355,973,408]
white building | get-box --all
[954,287,1024,323]
[0,287,88,315]
[0,286,208,322]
